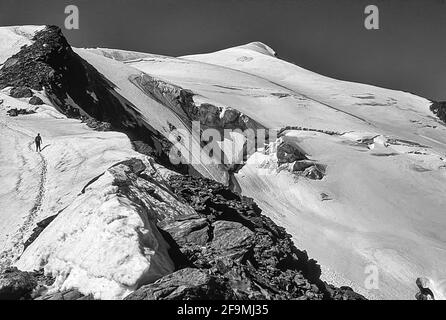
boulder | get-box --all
[0,267,37,300]
[124,268,235,300]
[29,96,44,105]
[303,165,325,180]
[6,108,18,117]
[160,217,210,246]
[9,87,33,98]
[415,277,435,300]
[6,108,36,117]
[35,289,93,300]
[209,220,254,260]
[277,142,307,164]
[292,160,315,172]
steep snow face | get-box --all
[0,26,44,65]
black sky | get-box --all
[1,0,446,100]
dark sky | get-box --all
[1,0,446,100]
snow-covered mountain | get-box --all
[0,25,445,300]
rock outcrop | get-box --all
[6,108,36,117]
[430,101,446,123]
[415,277,435,300]
[29,96,44,105]
[125,268,235,300]
[0,267,53,300]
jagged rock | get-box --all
[35,289,93,300]
[320,193,332,201]
[303,165,325,180]
[160,217,210,246]
[125,268,235,300]
[430,101,446,123]
[415,277,435,300]
[6,108,36,117]
[209,221,253,259]
[0,267,37,300]
[277,142,307,164]
[81,117,112,131]
[323,283,366,300]
[9,87,33,98]
[29,96,44,105]
[6,109,18,117]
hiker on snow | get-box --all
[35,133,42,152]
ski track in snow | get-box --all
[0,123,47,267]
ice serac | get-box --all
[16,158,197,300]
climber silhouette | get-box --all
[35,133,42,152]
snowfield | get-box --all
[1,26,446,299]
